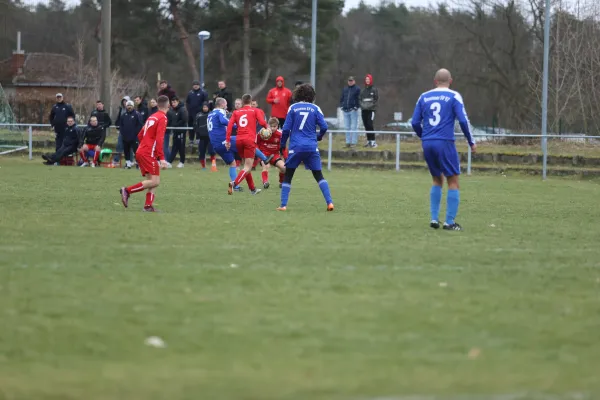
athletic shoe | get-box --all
[430,220,440,229]
[364,141,371,148]
[80,162,89,167]
[327,203,334,212]
[264,154,274,165]
[42,154,50,161]
[125,161,132,169]
[228,181,234,195]
[119,187,130,208]
[443,222,463,231]
[371,142,378,148]
[276,206,287,211]
[177,162,184,168]
[263,181,270,189]
[143,206,159,212]
[233,186,244,192]
[42,161,54,165]
[166,162,173,169]
[251,189,262,195]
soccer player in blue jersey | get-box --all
[278,84,334,211]
[411,69,476,231]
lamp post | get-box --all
[310,0,317,88]
[197,31,211,87]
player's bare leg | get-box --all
[230,157,260,195]
[443,175,462,231]
[120,174,160,210]
[429,175,444,229]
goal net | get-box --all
[0,83,27,155]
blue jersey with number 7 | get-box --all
[411,88,470,142]
[282,102,327,152]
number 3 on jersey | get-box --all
[239,114,248,127]
[429,102,441,126]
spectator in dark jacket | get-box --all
[290,81,303,105]
[42,116,79,165]
[360,74,379,148]
[90,100,112,132]
[78,116,105,167]
[120,100,144,169]
[49,93,75,151]
[115,96,131,163]
[339,76,361,147]
[167,97,189,168]
[134,96,149,123]
[158,80,177,100]
[186,80,207,144]
[193,103,217,170]
[213,81,233,112]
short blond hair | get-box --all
[268,117,279,127]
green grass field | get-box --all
[1,158,600,400]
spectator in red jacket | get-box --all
[266,76,292,127]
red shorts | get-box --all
[137,155,160,177]
[85,144,98,151]
[253,148,287,167]
[236,137,257,159]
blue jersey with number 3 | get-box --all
[282,102,327,152]
[411,88,470,142]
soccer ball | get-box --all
[259,128,272,140]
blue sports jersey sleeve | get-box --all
[452,96,474,146]
[285,103,324,152]
[315,107,327,141]
[411,97,424,138]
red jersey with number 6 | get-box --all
[226,105,267,142]
[136,111,168,161]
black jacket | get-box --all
[213,87,233,112]
[136,101,149,123]
[149,106,158,116]
[120,110,144,142]
[167,103,188,136]
[186,89,207,118]
[49,102,75,129]
[63,124,81,147]
[90,108,112,130]
[80,124,106,147]
[193,110,210,138]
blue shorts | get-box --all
[285,150,322,171]
[422,140,460,177]
[212,137,237,165]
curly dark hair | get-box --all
[293,83,316,103]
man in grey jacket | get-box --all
[360,74,379,148]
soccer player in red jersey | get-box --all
[119,95,170,212]
[253,117,287,189]
[225,94,268,195]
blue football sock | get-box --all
[280,183,291,207]
[446,189,460,225]
[255,149,267,162]
[228,166,237,182]
[430,185,442,221]
[318,180,333,204]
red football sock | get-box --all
[245,171,256,191]
[235,160,241,167]
[261,171,268,183]
[93,150,99,164]
[80,150,88,162]
[234,169,247,187]
[279,172,285,183]
[200,159,206,168]
[145,192,155,207]
[126,182,145,194]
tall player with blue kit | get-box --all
[411,69,477,231]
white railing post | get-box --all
[467,144,472,176]
[327,131,332,171]
[28,125,33,160]
[395,133,400,171]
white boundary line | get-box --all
[0,146,27,155]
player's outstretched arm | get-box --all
[316,107,328,141]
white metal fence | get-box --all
[2,123,600,179]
